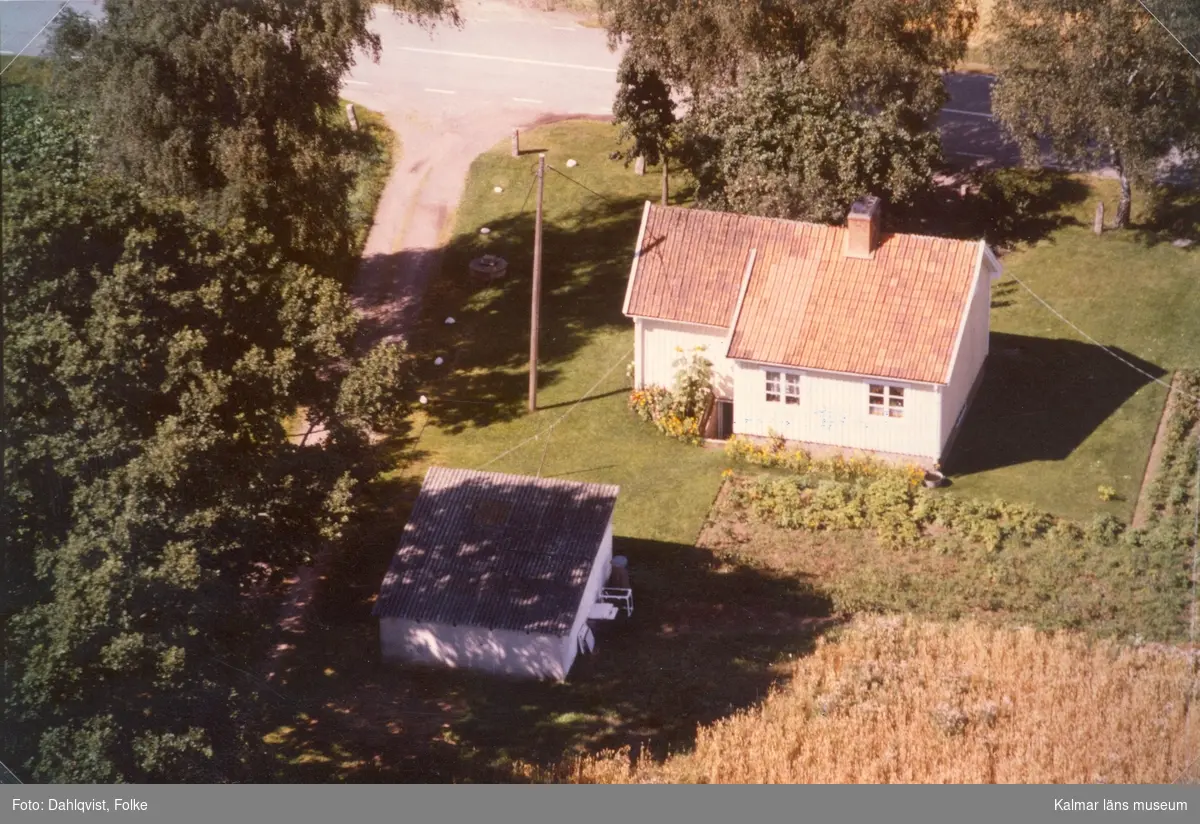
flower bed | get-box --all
[628,347,713,444]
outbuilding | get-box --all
[372,466,626,681]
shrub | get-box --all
[1097,485,1118,502]
[1087,513,1126,547]
[628,348,713,444]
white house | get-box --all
[372,467,626,681]
[623,197,1002,465]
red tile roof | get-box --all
[624,204,984,384]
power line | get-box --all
[546,164,612,203]
[476,346,633,471]
[518,162,538,214]
[0,2,69,76]
[1007,272,1200,406]
[1135,0,1200,67]
[0,758,23,785]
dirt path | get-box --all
[352,108,562,348]
[1131,372,1180,529]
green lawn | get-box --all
[945,179,1200,521]
[402,119,727,545]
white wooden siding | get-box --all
[940,259,993,454]
[732,361,942,459]
[638,318,735,398]
[559,520,613,677]
[380,620,567,680]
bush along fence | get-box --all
[628,347,714,444]
[1145,370,1200,524]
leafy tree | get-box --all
[679,58,942,223]
[598,0,978,123]
[988,0,1200,227]
[612,51,677,203]
[48,0,458,274]
[2,74,417,785]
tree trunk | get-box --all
[1112,149,1131,229]
[661,157,669,206]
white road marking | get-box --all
[512,97,543,103]
[424,88,457,95]
[942,108,994,119]
[951,151,991,159]
[553,26,577,31]
[343,79,371,86]
[399,46,617,73]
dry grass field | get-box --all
[550,616,1200,784]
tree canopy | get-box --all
[3,0,453,782]
[988,0,1200,227]
[2,89,412,778]
[679,58,942,223]
[598,0,977,123]
[48,0,457,274]
[612,52,677,169]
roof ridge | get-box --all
[647,203,986,246]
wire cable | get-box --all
[476,346,633,471]
[1136,0,1200,67]
[1007,272,1200,406]
[546,164,612,203]
[0,2,69,76]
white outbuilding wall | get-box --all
[380,619,569,680]
[560,521,613,677]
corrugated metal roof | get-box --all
[372,467,620,636]
[625,204,984,384]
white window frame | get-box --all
[868,383,905,418]
[784,373,800,405]
[765,371,802,405]
[765,371,781,403]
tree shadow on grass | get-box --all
[408,196,648,434]
[1135,184,1200,249]
[896,169,1091,250]
[252,531,835,782]
[943,332,1166,476]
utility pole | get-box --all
[529,153,546,412]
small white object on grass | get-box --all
[479,227,491,234]
[566,159,578,168]
[419,395,428,405]
[445,317,456,325]
[434,356,444,365]
[493,186,503,193]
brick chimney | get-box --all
[845,195,882,259]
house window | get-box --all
[868,384,905,418]
[765,371,781,403]
[784,373,800,405]
[766,371,801,404]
